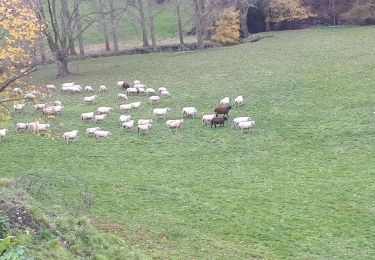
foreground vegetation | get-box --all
[1,26,375,259]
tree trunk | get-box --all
[40,41,47,64]
[175,0,185,50]
[193,0,205,50]
[98,0,111,51]
[147,0,157,51]
[56,50,70,76]
[239,4,249,38]
[109,0,119,53]
[74,0,85,56]
[69,38,77,55]
[138,0,149,47]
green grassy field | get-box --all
[1,26,375,259]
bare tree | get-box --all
[74,0,85,56]
[98,0,110,51]
[138,0,149,47]
[175,0,185,50]
[147,0,157,51]
[109,0,119,53]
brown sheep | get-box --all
[210,116,227,128]
[214,105,232,118]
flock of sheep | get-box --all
[0,80,255,143]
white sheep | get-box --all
[238,120,255,133]
[137,123,151,134]
[158,87,167,93]
[202,114,215,124]
[46,84,56,91]
[133,80,141,85]
[160,90,170,97]
[16,123,29,132]
[117,81,124,88]
[86,127,100,136]
[98,107,113,115]
[34,103,47,110]
[81,112,94,121]
[99,85,107,92]
[117,93,128,100]
[127,87,138,95]
[94,130,112,139]
[70,85,82,93]
[134,83,146,89]
[0,129,9,141]
[84,95,98,103]
[24,93,36,99]
[119,115,131,124]
[122,120,134,130]
[14,104,25,112]
[33,123,50,133]
[146,88,155,95]
[166,119,184,132]
[220,97,230,106]
[62,82,74,87]
[53,101,62,106]
[232,117,251,128]
[137,87,146,95]
[153,107,170,118]
[234,96,244,107]
[120,104,132,111]
[42,107,57,116]
[149,96,160,102]
[138,119,153,125]
[94,114,107,123]
[182,107,198,118]
[63,130,78,144]
[130,102,141,109]
[51,105,64,114]
[85,86,94,92]
[13,88,22,94]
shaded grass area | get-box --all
[1,26,375,258]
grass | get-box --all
[1,26,375,259]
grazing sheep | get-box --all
[137,87,146,95]
[120,104,132,111]
[94,130,112,139]
[160,90,170,97]
[14,104,25,112]
[98,106,113,115]
[99,85,107,92]
[210,116,227,128]
[86,127,100,136]
[138,119,153,125]
[232,117,251,128]
[63,130,78,144]
[34,103,47,110]
[51,105,64,114]
[117,93,128,100]
[117,81,130,89]
[127,87,138,96]
[234,96,244,107]
[158,87,167,93]
[133,80,141,85]
[62,82,74,87]
[166,119,184,132]
[42,107,57,116]
[149,95,160,102]
[153,107,170,118]
[46,84,56,91]
[13,88,22,94]
[182,107,198,118]
[0,129,9,141]
[33,123,50,133]
[119,115,131,124]
[146,88,155,95]
[94,114,107,123]
[238,120,255,133]
[220,97,230,106]
[130,102,141,109]
[137,123,151,134]
[202,114,215,124]
[69,85,82,93]
[117,81,124,88]
[16,123,29,132]
[122,120,134,130]
[53,101,62,106]
[214,105,232,118]
[85,86,94,92]
[81,112,94,121]
[84,95,98,103]
[24,93,36,99]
